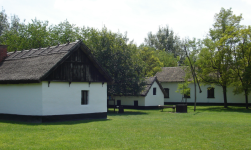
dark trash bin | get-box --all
[118,106,124,113]
[176,104,187,113]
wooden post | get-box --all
[113,99,115,113]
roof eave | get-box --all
[0,80,41,84]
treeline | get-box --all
[0,8,181,96]
[181,8,251,109]
[1,8,250,107]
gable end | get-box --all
[44,48,107,82]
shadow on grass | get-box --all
[0,118,111,126]
[159,110,176,113]
[193,106,251,113]
[107,110,148,116]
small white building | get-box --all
[155,67,251,105]
[0,41,113,123]
[109,76,166,108]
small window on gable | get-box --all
[207,87,215,98]
[153,88,156,95]
[184,88,191,98]
[81,90,88,105]
[164,88,169,98]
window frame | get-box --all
[81,90,88,105]
[207,87,215,98]
[153,87,156,95]
[164,88,169,98]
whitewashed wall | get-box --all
[161,82,183,103]
[111,96,145,106]
[145,81,164,106]
[161,82,251,103]
[109,81,164,106]
[42,81,107,115]
[0,83,43,115]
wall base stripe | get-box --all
[0,112,107,123]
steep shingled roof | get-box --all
[155,67,192,82]
[0,40,113,83]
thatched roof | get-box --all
[0,40,113,83]
[155,67,192,82]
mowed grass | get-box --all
[0,106,251,150]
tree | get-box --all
[231,26,251,109]
[196,8,242,108]
[138,46,163,77]
[176,81,191,103]
[156,50,179,67]
[80,27,146,96]
[0,8,9,37]
[144,25,183,59]
[49,19,81,45]
[0,18,50,51]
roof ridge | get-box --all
[4,51,68,61]
[5,41,80,61]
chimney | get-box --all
[0,45,8,63]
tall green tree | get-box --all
[196,8,242,108]
[0,8,9,37]
[144,25,183,59]
[81,27,146,95]
[231,26,251,109]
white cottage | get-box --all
[0,40,113,123]
[155,67,251,105]
[109,76,166,108]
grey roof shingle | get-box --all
[0,40,112,83]
[155,67,191,82]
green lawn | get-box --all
[0,106,251,150]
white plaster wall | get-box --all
[0,83,42,115]
[110,96,145,106]
[161,82,251,103]
[145,81,164,106]
[161,82,183,103]
[42,81,107,115]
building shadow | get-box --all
[0,118,111,125]
[194,106,251,113]
[107,110,148,116]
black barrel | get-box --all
[176,104,187,113]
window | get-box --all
[134,101,138,107]
[81,90,88,105]
[117,100,121,106]
[207,87,215,98]
[164,88,169,98]
[153,88,156,95]
[184,89,190,98]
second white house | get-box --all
[155,67,251,105]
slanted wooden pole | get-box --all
[184,46,202,112]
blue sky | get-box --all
[1,0,251,45]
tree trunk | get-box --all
[194,79,196,112]
[244,89,249,109]
[222,86,228,108]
